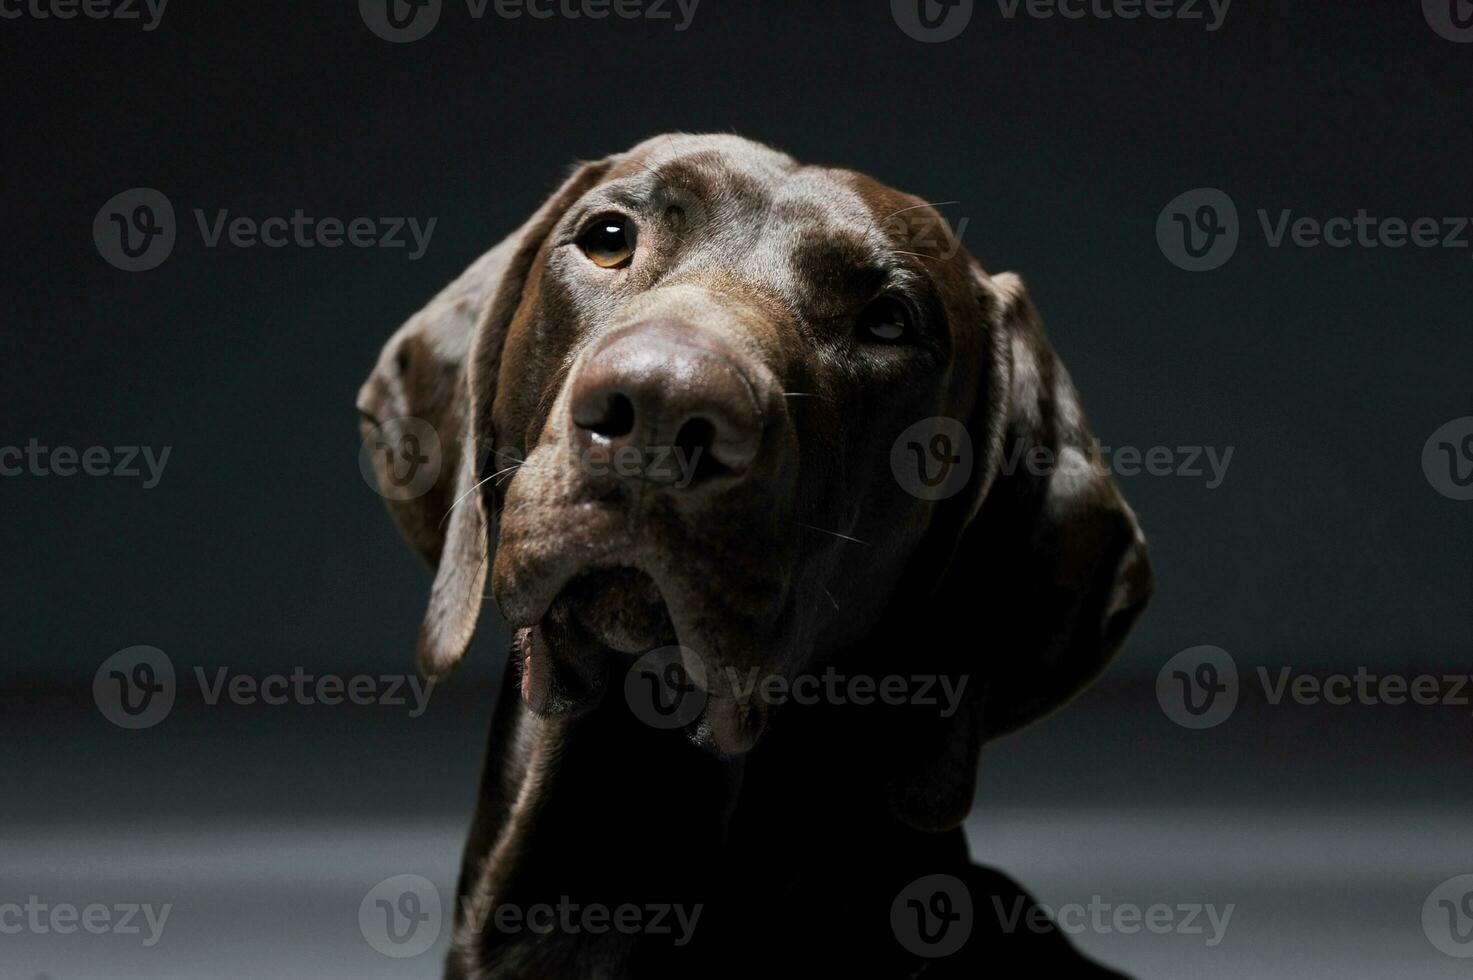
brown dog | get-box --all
[359,134,1152,978]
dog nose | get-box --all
[570,324,763,487]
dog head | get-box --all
[359,134,1152,829]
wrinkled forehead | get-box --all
[600,139,889,243]
[588,137,939,306]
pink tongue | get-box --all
[518,625,550,711]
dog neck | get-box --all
[444,645,970,979]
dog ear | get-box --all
[888,271,1153,831]
[359,158,615,678]
[357,250,489,567]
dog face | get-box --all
[360,134,1151,824]
[485,137,995,747]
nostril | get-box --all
[673,417,714,459]
[673,417,731,483]
[674,414,762,484]
[576,391,637,439]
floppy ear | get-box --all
[357,247,495,566]
[359,158,615,678]
[888,271,1153,831]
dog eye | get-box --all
[578,216,637,269]
[857,296,917,343]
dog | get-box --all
[358,134,1152,978]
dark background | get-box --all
[3,2,1470,978]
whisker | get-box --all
[883,200,960,220]
[894,249,944,265]
[821,586,840,612]
[794,521,868,546]
[439,465,520,528]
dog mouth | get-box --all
[511,558,779,756]
[552,566,676,654]
[491,443,801,755]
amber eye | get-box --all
[858,295,917,343]
[578,216,637,269]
